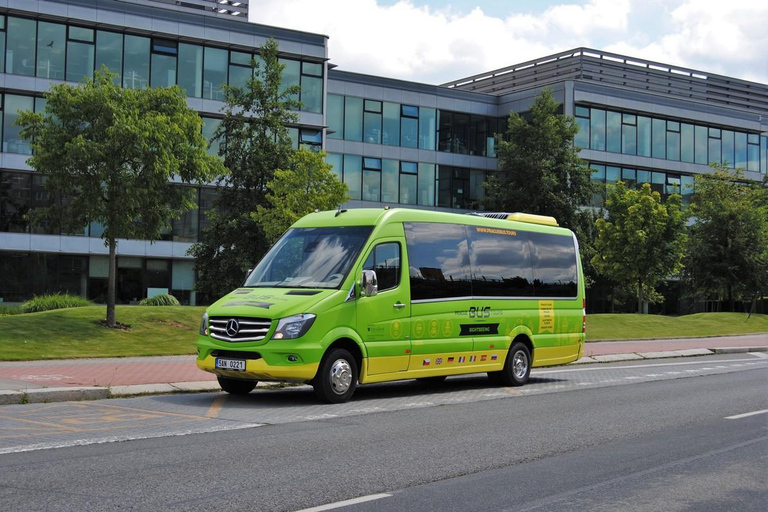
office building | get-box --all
[0,0,765,308]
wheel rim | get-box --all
[330,358,353,395]
[512,350,528,379]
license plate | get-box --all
[215,358,246,371]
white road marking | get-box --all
[749,352,768,359]
[293,493,392,512]
[0,422,263,455]
[535,358,765,375]
[726,409,768,420]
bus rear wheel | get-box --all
[496,341,531,386]
[313,348,358,403]
[217,376,256,395]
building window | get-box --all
[3,95,34,154]
[7,17,36,77]
[123,35,149,89]
[363,100,382,144]
[666,121,680,162]
[418,163,435,206]
[150,39,177,88]
[652,118,666,159]
[419,107,436,150]
[344,97,363,142]
[621,113,636,155]
[201,117,221,157]
[362,157,381,202]
[178,43,203,98]
[401,105,419,148]
[300,61,323,114]
[95,31,123,84]
[228,50,252,90]
[343,154,362,200]
[36,22,66,80]
[0,16,6,73]
[708,128,721,165]
[606,111,621,153]
[203,47,227,100]
[299,129,322,152]
[590,108,606,151]
[574,106,589,148]
[327,94,344,139]
[382,159,398,203]
[66,26,95,83]
[400,161,418,204]
[382,102,400,146]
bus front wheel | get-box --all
[313,348,358,403]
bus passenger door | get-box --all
[357,241,411,375]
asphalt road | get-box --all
[0,354,766,512]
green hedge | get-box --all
[20,293,93,313]
[139,294,181,306]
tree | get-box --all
[592,182,687,313]
[484,88,596,284]
[189,38,300,301]
[683,165,768,312]
[484,88,594,231]
[18,69,219,327]
[256,150,349,244]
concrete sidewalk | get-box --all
[0,334,765,405]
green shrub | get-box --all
[0,304,22,316]
[20,293,92,313]
[139,294,181,306]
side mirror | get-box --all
[361,270,378,297]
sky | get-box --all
[247,0,767,86]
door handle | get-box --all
[393,302,406,309]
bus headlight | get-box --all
[272,314,316,340]
[199,312,209,336]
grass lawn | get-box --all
[587,312,768,341]
[0,305,205,361]
[0,307,765,361]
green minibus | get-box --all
[197,208,585,403]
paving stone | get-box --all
[592,354,644,363]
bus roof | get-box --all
[292,208,572,236]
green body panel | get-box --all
[196,208,586,383]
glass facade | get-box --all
[575,105,765,173]
[589,163,695,208]
[327,93,501,156]
[0,15,323,113]
[327,153,487,209]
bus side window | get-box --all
[363,243,401,291]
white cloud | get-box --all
[248,0,765,84]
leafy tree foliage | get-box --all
[592,182,687,313]
[484,88,594,230]
[18,69,218,327]
[683,165,768,312]
[257,150,349,244]
[484,88,596,282]
[189,38,300,301]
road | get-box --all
[0,353,766,511]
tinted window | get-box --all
[405,223,471,300]
[468,227,533,297]
[528,232,578,297]
[363,242,401,292]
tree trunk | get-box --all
[107,236,117,327]
[637,279,644,314]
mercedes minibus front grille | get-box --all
[209,317,272,342]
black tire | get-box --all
[497,341,531,387]
[218,376,256,395]
[313,348,358,403]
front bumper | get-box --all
[196,335,322,382]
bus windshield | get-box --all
[244,226,373,289]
